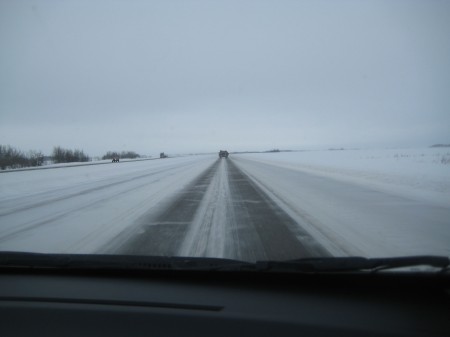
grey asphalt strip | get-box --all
[225,160,329,261]
[110,158,329,261]
[108,160,220,256]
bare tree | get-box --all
[102,151,140,160]
[0,145,44,170]
[53,146,90,163]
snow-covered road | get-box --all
[1,149,449,260]
[0,156,215,254]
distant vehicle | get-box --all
[219,150,229,158]
[112,157,119,163]
[160,152,168,158]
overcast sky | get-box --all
[1,0,449,157]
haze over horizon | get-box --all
[1,0,449,157]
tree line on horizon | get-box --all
[52,146,90,164]
[102,151,140,160]
[0,145,44,170]
[0,145,142,170]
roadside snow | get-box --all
[232,148,450,258]
[235,148,450,207]
[0,157,159,173]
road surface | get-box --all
[105,159,329,261]
[1,155,449,260]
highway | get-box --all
[108,159,329,261]
[1,155,449,260]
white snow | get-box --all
[232,147,450,257]
[235,148,450,207]
[179,159,231,258]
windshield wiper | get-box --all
[0,252,448,273]
[255,256,450,273]
[0,252,253,271]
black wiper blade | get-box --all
[0,251,253,271]
[0,252,448,274]
[256,256,450,273]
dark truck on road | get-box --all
[219,150,229,158]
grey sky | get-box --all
[1,0,449,157]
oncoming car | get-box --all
[219,150,229,158]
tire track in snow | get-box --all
[0,160,203,244]
[0,165,183,217]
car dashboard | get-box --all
[1,268,449,337]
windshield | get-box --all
[0,0,449,266]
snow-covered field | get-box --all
[0,147,449,259]
[236,147,450,207]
